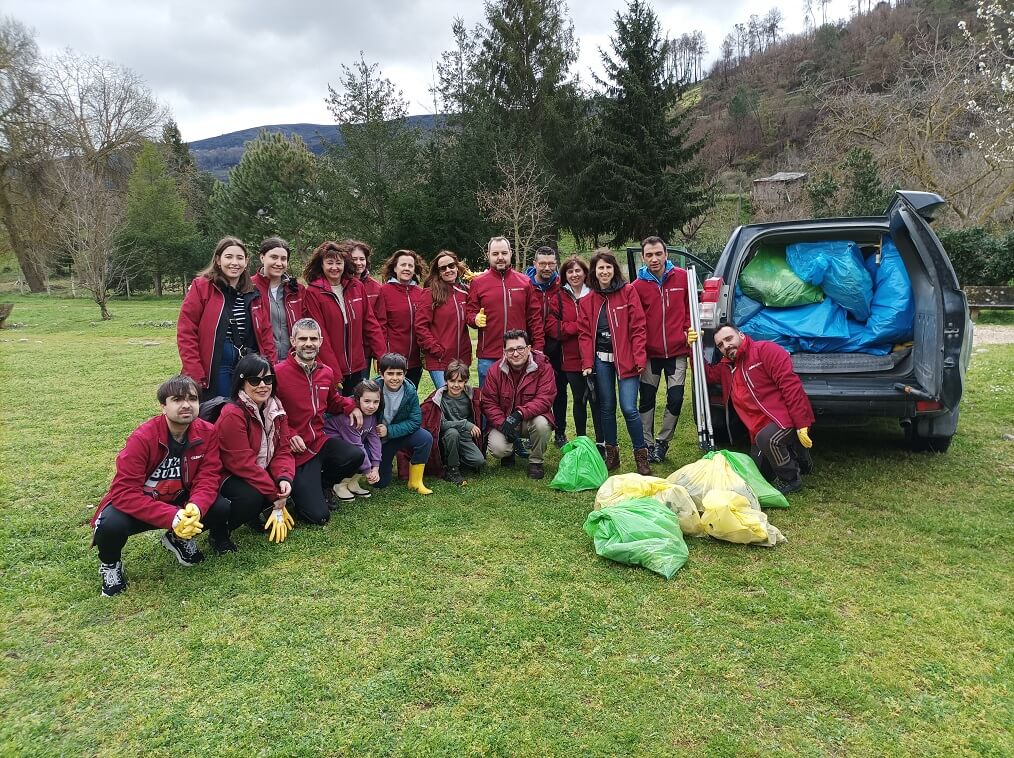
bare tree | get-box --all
[477,148,552,272]
[960,2,1014,164]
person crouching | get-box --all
[421,360,486,486]
[325,380,383,501]
[374,352,433,494]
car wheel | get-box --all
[906,427,953,453]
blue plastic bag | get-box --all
[734,284,764,324]
[740,298,849,352]
[787,241,874,321]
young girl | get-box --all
[324,380,382,500]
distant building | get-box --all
[752,171,808,205]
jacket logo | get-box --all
[189,454,204,460]
[749,362,763,370]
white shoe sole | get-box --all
[160,533,200,567]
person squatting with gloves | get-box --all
[697,324,815,494]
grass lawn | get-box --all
[1,294,1011,757]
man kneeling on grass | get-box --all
[91,374,228,597]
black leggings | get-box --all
[565,371,602,442]
[552,367,568,436]
[406,366,423,389]
[291,437,364,525]
[93,498,230,564]
[220,476,273,532]
[341,369,366,397]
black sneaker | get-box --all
[211,533,238,554]
[647,443,662,464]
[500,454,516,468]
[323,486,338,511]
[160,531,205,566]
[654,440,669,462]
[773,477,803,495]
[443,466,466,486]
[514,439,530,458]
[99,561,127,597]
[554,433,567,449]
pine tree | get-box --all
[582,0,712,246]
[843,147,891,217]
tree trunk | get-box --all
[98,297,111,320]
[154,270,163,297]
[0,194,48,292]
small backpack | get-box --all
[198,396,232,423]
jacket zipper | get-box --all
[306,366,319,445]
[739,361,780,426]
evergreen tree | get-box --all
[843,147,891,217]
[117,141,197,295]
[807,171,840,218]
[582,0,712,246]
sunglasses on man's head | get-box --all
[243,374,275,386]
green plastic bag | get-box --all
[582,497,689,579]
[550,436,608,491]
[705,450,789,509]
[739,246,824,308]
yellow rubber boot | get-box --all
[407,463,433,495]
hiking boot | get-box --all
[527,462,545,480]
[443,466,466,486]
[99,561,127,597]
[160,531,205,567]
[634,447,652,476]
[773,476,803,495]
[604,444,620,471]
[211,533,238,555]
[554,432,567,449]
[500,454,516,468]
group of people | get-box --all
[91,234,816,597]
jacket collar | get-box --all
[636,261,675,285]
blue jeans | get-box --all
[594,357,645,449]
[377,428,433,487]
[213,342,239,398]
[429,370,445,390]
[477,358,497,389]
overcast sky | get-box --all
[7,0,852,142]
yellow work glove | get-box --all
[172,503,203,539]
[686,328,698,346]
[797,427,813,449]
[475,307,487,328]
[265,506,294,543]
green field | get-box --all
[1,294,1011,756]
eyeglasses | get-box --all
[438,262,457,272]
[505,346,529,355]
[243,374,275,386]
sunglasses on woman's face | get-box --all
[438,262,457,272]
[244,374,275,386]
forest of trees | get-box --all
[1,0,1013,319]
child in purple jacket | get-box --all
[324,380,382,500]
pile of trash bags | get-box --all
[735,237,914,355]
[583,451,787,579]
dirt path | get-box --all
[973,325,1014,345]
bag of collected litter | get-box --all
[550,436,608,491]
[786,241,874,321]
[734,283,765,324]
[667,455,761,511]
[739,246,824,308]
[595,473,704,536]
[582,498,689,579]
[739,298,849,345]
[701,490,786,547]
[704,450,789,509]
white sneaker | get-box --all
[332,480,356,501]
[346,476,371,498]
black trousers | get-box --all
[564,370,602,442]
[291,437,364,524]
[341,369,366,397]
[93,498,230,564]
[751,422,811,482]
[406,366,423,389]
[220,476,272,532]
[552,366,568,436]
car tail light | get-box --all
[699,277,723,329]
[916,399,943,413]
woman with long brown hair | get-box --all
[375,249,428,388]
[415,250,472,389]
[302,241,386,393]
[177,236,272,400]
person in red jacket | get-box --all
[631,236,692,464]
[528,245,569,448]
[177,237,272,400]
[701,325,815,494]
[416,250,472,389]
[481,329,557,480]
[91,375,229,597]
[349,239,384,371]
[303,241,386,395]
[215,353,296,551]
[465,236,545,389]
[579,250,650,475]
[250,236,304,364]
[547,255,601,448]
[274,319,366,524]
[375,249,428,388]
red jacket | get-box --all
[375,281,424,368]
[274,355,357,466]
[250,272,305,363]
[578,284,648,380]
[216,398,295,499]
[420,386,485,475]
[631,265,691,359]
[93,416,222,529]
[303,277,386,381]
[546,286,587,372]
[704,335,815,442]
[465,267,545,359]
[177,277,272,389]
[480,350,557,429]
[415,284,472,370]
[360,274,383,315]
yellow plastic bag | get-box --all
[701,490,786,547]
[667,456,760,512]
[595,474,704,537]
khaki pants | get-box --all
[487,415,552,464]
